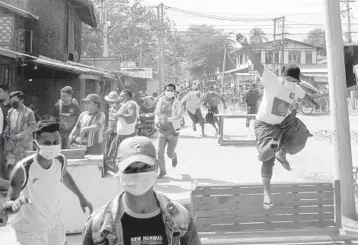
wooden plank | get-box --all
[193,192,334,207]
[216,114,256,119]
[194,184,333,196]
[194,198,334,211]
[195,213,335,226]
[199,227,339,239]
[200,234,358,245]
[196,220,336,232]
[194,206,335,218]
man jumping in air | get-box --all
[237,34,318,210]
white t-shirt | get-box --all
[256,68,306,125]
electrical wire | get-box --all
[165,5,273,22]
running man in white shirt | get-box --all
[181,86,206,136]
[4,121,93,245]
[237,34,319,210]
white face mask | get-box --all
[119,171,157,196]
[37,143,62,160]
[165,91,175,98]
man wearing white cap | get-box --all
[82,136,201,245]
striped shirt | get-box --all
[76,111,105,147]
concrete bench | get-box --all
[191,180,358,244]
[215,114,256,146]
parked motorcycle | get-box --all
[136,113,157,137]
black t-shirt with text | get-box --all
[121,212,168,245]
[52,101,81,132]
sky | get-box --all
[141,0,358,42]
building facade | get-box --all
[224,38,322,86]
[0,0,114,118]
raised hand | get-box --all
[236,33,248,45]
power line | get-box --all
[165,5,273,22]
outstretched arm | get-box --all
[236,34,264,76]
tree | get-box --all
[182,25,235,80]
[81,0,185,75]
[249,27,269,45]
[304,28,326,56]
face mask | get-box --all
[119,171,157,196]
[165,91,175,98]
[282,78,296,90]
[37,143,62,160]
[11,101,19,109]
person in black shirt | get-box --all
[82,136,201,245]
[50,86,81,149]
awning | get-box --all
[0,47,114,78]
[30,56,113,78]
[70,0,97,28]
[0,1,39,20]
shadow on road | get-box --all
[179,135,218,140]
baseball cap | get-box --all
[82,93,101,104]
[34,121,60,134]
[283,64,301,81]
[104,91,120,102]
[116,136,157,172]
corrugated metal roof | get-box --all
[33,56,114,78]
[0,47,114,78]
[0,1,39,20]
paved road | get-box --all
[66,110,358,244]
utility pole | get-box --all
[157,3,165,92]
[346,0,352,44]
[221,40,227,85]
[324,0,356,219]
[280,17,285,72]
[272,18,277,73]
[273,17,285,75]
[139,41,143,67]
[102,0,109,57]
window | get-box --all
[306,51,313,64]
[288,51,301,64]
[0,64,15,88]
[265,51,273,64]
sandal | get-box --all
[275,156,292,171]
[263,202,274,210]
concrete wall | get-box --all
[60,156,120,234]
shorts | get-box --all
[247,105,258,114]
[15,223,66,245]
[187,109,204,125]
[206,106,219,124]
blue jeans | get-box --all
[157,132,178,173]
